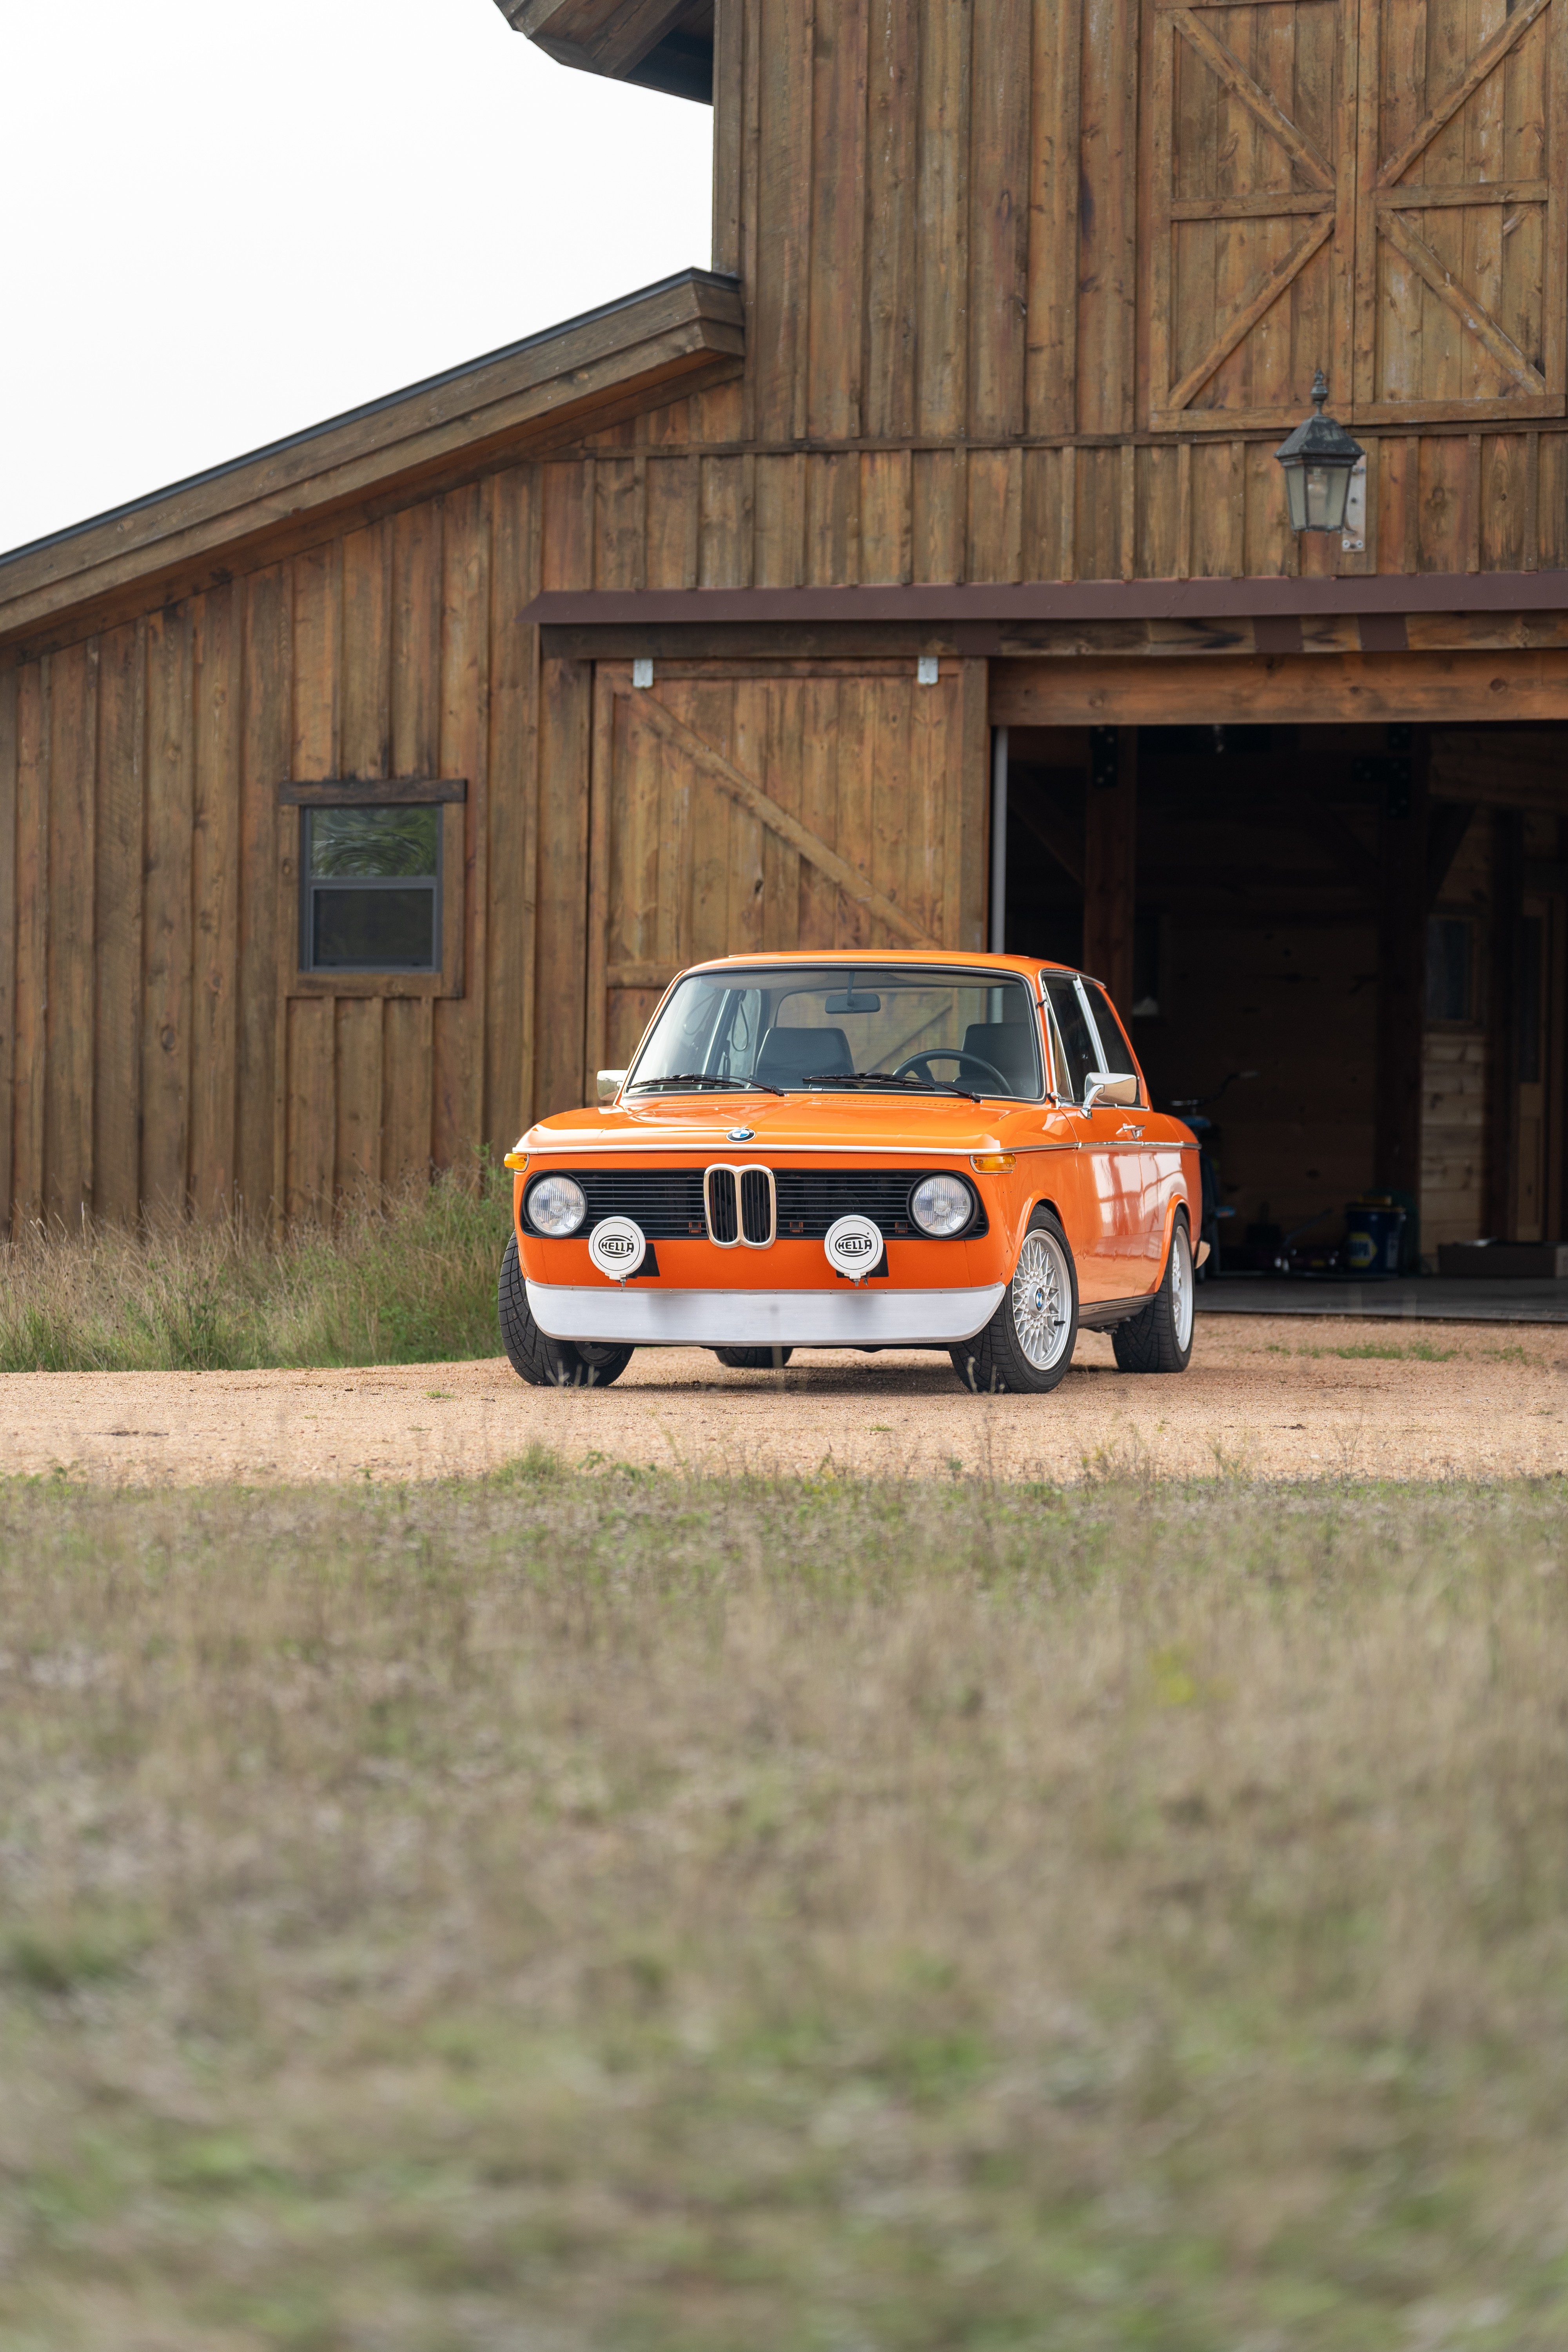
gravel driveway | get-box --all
[4,1316,1566,1485]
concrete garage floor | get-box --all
[5,1315,1568,1486]
[1197,1278,1568,1323]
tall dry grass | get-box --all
[2,1465,1566,2347]
[0,1165,510,1372]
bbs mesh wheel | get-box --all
[1111,1217,1195,1376]
[497,1234,633,1389]
[711,1346,794,1369]
[949,1207,1078,1395]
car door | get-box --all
[1042,975,1148,1301]
[1080,980,1165,1292]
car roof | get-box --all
[677,949,1087,982]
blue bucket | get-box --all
[1343,1202,1405,1278]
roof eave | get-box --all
[0,270,743,652]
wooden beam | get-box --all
[277,777,468,805]
[1082,728,1136,1013]
[1428,802,1476,906]
[1374,734,1428,1207]
[1485,810,1523,1235]
[1008,777,1085,884]
[991,652,1568,728]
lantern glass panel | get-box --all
[1305,462,1349,532]
[1283,465,1307,532]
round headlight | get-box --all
[909,1173,973,1237]
[527,1174,588,1237]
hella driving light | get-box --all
[527,1174,588,1236]
[910,1173,973,1236]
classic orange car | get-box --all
[499,951,1202,1393]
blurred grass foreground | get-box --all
[3,1466,1568,2348]
[0,1167,508,1372]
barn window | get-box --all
[300,805,441,972]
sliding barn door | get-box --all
[584,662,988,1082]
[1147,0,1357,430]
[1353,0,1566,420]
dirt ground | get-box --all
[4,1315,1568,1485]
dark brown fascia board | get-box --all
[521,575,1568,638]
[0,270,742,649]
[497,0,691,80]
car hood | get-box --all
[523,1092,1024,1155]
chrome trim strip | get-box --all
[704,1161,779,1247]
[738,1162,776,1247]
[702,1164,740,1248]
[525,1281,1007,1347]
[524,1139,1089,1157]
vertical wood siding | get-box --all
[0,476,556,1232]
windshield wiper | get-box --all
[627,1073,787,1096]
[793,1072,984,1104]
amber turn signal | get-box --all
[503,1150,529,1171]
[970,1152,1016,1173]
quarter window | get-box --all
[1083,982,1139,1087]
[300,804,441,973]
[1043,976,1097,1102]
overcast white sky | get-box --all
[0,0,713,556]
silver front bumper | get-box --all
[526,1281,1006,1348]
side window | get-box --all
[1042,976,1096,1102]
[1082,982,1144,1103]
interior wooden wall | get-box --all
[1421,813,1491,1251]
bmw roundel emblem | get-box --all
[727,1127,755,1142]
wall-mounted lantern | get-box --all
[1274,369,1363,534]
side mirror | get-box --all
[1083,1071,1140,1111]
[597,1069,628,1104]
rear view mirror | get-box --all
[1084,1071,1140,1111]
[597,1069,628,1103]
[825,991,880,1014]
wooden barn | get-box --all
[3,0,1568,1266]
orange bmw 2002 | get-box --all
[499,952,1202,1394]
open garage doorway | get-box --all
[998,720,1568,1278]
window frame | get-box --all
[278,777,466,1000]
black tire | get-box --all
[1111,1216,1195,1375]
[711,1346,794,1369]
[949,1206,1079,1395]
[497,1234,634,1389]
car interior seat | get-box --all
[754,1024,855,1083]
[962,1022,1040,1096]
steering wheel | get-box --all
[891,1049,1012,1093]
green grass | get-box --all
[0,1165,511,1372]
[1,1465,1567,2348]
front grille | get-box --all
[739,1167,775,1246]
[773,1168,986,1239]
[526,1165,984,1243]
[705,1166,739,1244]
[526,1167,705,1238]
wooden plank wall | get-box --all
[572,387,1568,585]
[0,475,552,1231]
[546,0,1568,584]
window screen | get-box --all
[301,806,441,973]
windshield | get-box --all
[625,966,1044,1099]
